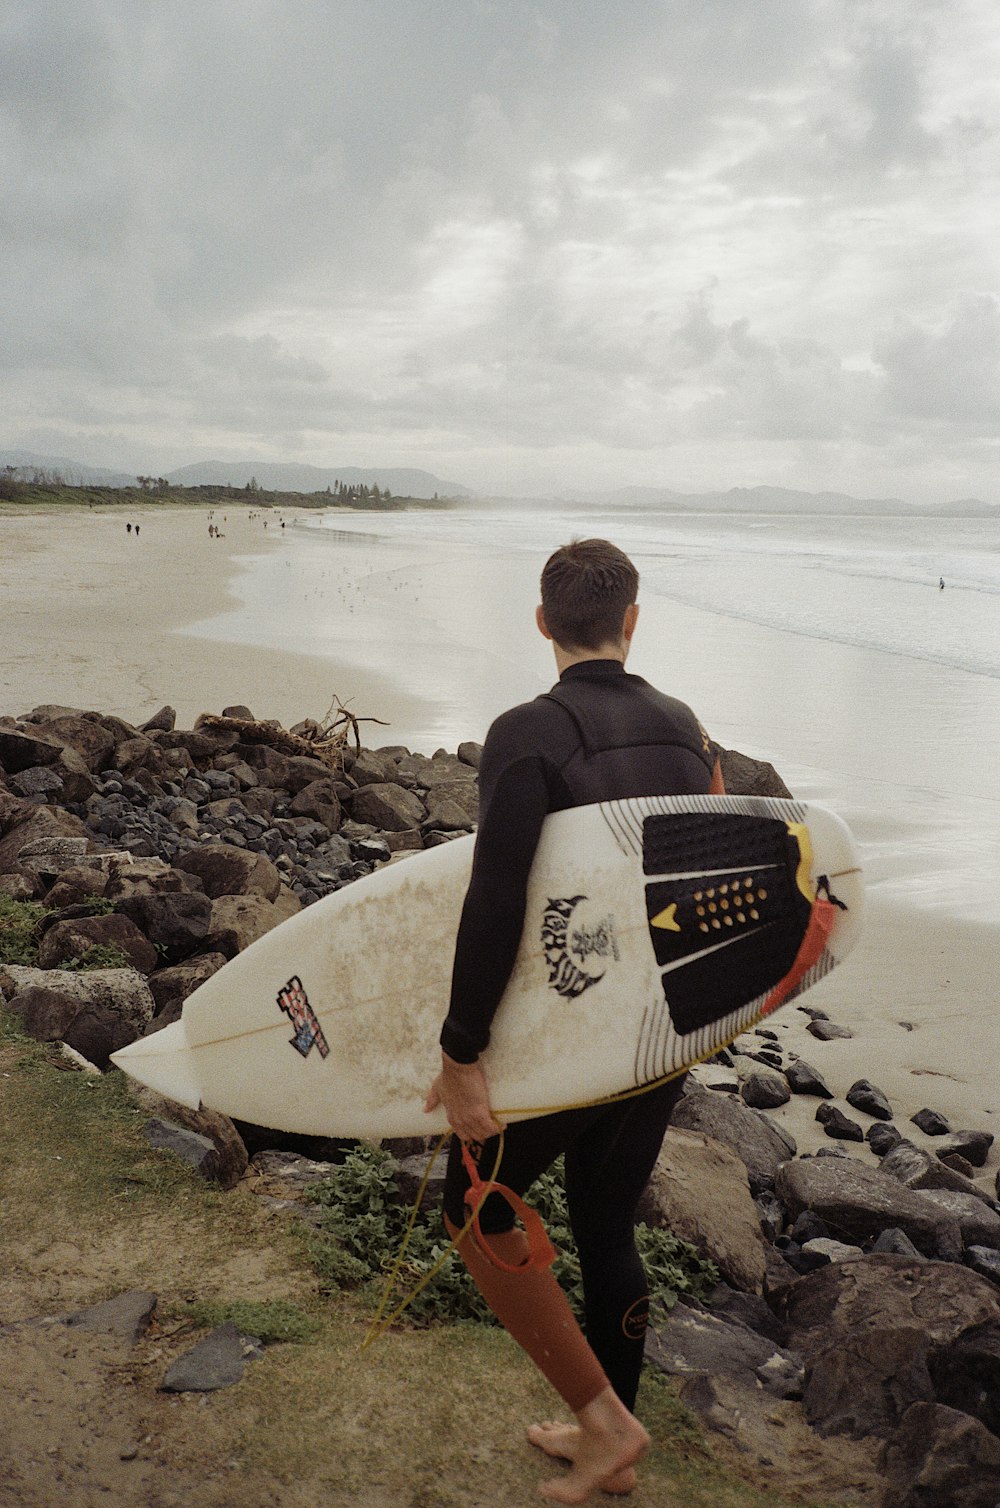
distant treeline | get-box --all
[0,467,457,511]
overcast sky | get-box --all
[3,0,999,500]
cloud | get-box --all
[1,0,999,500]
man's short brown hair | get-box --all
[540,538,639,651]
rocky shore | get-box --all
[2,700,999,1506]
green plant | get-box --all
[304,1144,718,1329]
[58,944,132,971]
[0,896,46,966]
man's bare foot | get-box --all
[527,1421,636,1495]
[534,1389,649,1503]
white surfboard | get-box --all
[112,794,863,1138]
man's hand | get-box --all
[424,1053,502,1142]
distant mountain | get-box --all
[0,450,471,499]
[165,460,472,499]
[0,449,136,487]
[568,484,998,517]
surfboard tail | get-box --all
[110,1020,203,1110]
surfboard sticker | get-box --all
[276,975,330,1060]
[541,895,621,1000]
[641,813,813,1036]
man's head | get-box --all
[538,538,639,658]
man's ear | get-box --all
[536,605,553,641]
[623,602,639,643]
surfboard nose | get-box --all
[110,1021,202,1110]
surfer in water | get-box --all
[425,539,724,1503]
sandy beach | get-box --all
[2,501,997,1198]
[0,504,426,735]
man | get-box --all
[425,539,723,1503]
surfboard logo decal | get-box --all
[542,896,619,999]
[277,975,330,1060]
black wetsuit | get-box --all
[441,659,716,1408]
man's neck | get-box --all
[552,643,627,676]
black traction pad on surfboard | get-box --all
[642,813,813,1037]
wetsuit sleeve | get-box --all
[439,753,551,1063]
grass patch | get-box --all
[171,1297,321,1345]
[58,942,132,971]
[0,894,46,965]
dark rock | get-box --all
[912,1107,951,1136]
[0,806,90,872]
[754,1191,785,1243]
[289,777,341,832]
[160,1321,262,1392]
[422,794,475,832]
[147,953,227,1022]
[816,1104,865,1141]
[713,746,792,798]
[740,1069,791,1110]
[940,1152,976,1178]
[801,1237,864,1265]
[283,755,334,793]
[349,781,426,832]
[0,872,38,900]
[703,1285,788,1346]
[37,913,159,974]
[67,1290,157,1343]
[966,1247,1000,1287]
[784,1061,832,1097]
[145,1118,220,1179]
[867,1122,904,1158]
[926,1319,1000,1436]
[645,1299,804,1399]
[879,1402,1000,1508]
[9,766,64,800]
[845,1079,894,1121]
[174,843,282,901]
[5,965,155,1066]
[935,1130,994,1169]
[673,1086,795,1195]
[803,1324,934,1437]
[44,865,110,908]
[140,706,176,733]
[871,1228,925,1260]
[350,749,397,786]
[114,890,212,964]
[34,715,116,773]
[457,740,482,769]
[776,1157,1000,1254]
[0,727,63,773]
[879,1140,995,1202]
[394,1147,449,1209]
[790,1211,830,1245]
[806,1018,854,1041]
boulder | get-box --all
[147,953,228,1023]
[350,782,426,832]
[160,1321,261,1393]
[912,1107,951,1136]
[935,1131,994,1169]
[880,1140,995,1203]
[778,1256,1000,1442]
[816,1104,865,1142]
[140,705,176,733]
[0,727,63,774]
[204,893,287,957]
[141,1098,247,1190]
[113,890,213,964]
[43,866,110,908]
[289,778,341,832]
[4,966,155,1065]
[421,794,475,833]
[350,749,398,786]
[283,755,334,793]
[867,1123,904,1158]
[926,1318,1000,1432]
[845,1079,894,1121]
[34,715,116,773]
[776,1156,1000,1255]
[173,844,282,901]
[713,747,792,798]
[0,804,90,873]
[9,766,64,800]
[37,913,159,974]
[645,1300,804,1399]
[807,1018,854,1041]
[879,1402,1000,1508]
[784,1059,833,1097]
[672,1085,796,1195]
[637,1128,767,1294]
[740,1069,791,1110]
[457,741,482,769]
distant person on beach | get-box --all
[126,522,132,534]
[134,524,140,537]
[425,539,723,1503]
[939,577,945,590]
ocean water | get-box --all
[182,506,999,927]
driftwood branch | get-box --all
[196,697,388,773]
